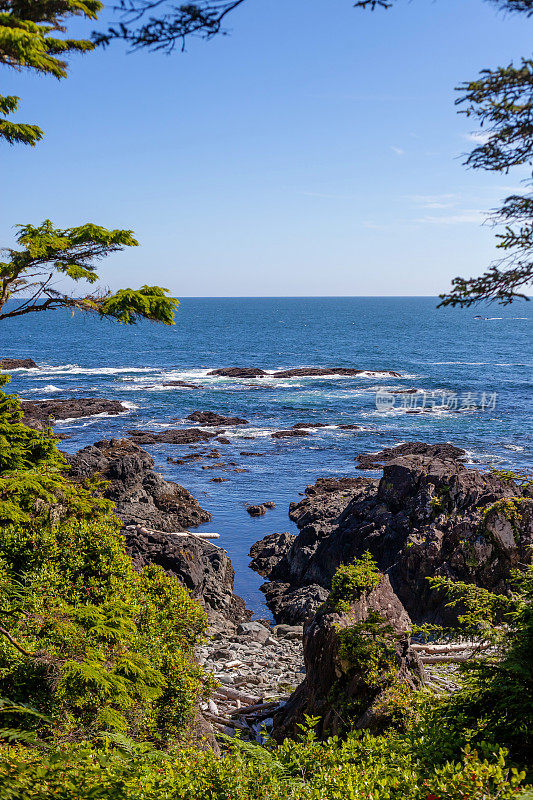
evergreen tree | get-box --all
[0,220,179,324]
[0,1,102,145]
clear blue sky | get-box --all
[2,0,531,296]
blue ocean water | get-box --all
[2,297,532,615]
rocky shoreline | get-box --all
[49,431,532,742]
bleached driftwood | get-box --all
[214,686,261,705]
[412,642,490,654]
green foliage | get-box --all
[0,219,179,324]
[0,387,210,745]
[338,611,397,690]
[0,724,528,799]
[329,552,381,612]
[418,568,533,769]
[0,1,102,145]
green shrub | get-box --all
[329,552,381,612]
[0,385,212,745]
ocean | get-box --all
[2,297,531,615]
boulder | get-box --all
[66,438,211,531]
[21,397,128,429]
[186,411,248,426]
[0,358,39,370]
[292,422,327,429]
[247,504,266,517]
[236,621,270,643]
[272,575,425,740]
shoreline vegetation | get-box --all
[0,362,531,798]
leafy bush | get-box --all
[0,724,528,800]
[0,385,212,745]
[329,552,381,612]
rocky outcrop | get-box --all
[251,449,533,624]
[21,397,128,429]
[272,575,425,740]
[273,367,401,378]
[0,358,39,369]
[128,428,218,445]
[66,438,211,531]
[355,441,466,470]
[125,527,250,628]
[249,532,296,577]
[186,411,248,426]
[208,368,267,378]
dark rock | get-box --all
[207,367,267,378]
[292,422,327,429]
[163,381,200,389]
[210,477,229,483]
[273,624,304,640]
[247,501,275,517]
[186,411,248,426]
[216,437,231,444]
[356,441,466,470]
[257,453,532,625]
[272,576,425,740]
[247,504,267,517]
[239,451,265,457]
[0,358,39,370]
[249,532,296,578]
[21,397,129,429]
[272,429,311,439]
[273,367,401,378]
[66,438,211,531]
[125,527,250,627]
[338,424,360,430]
[260,582,329,625]
[128,428,217,445]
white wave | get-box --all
[502,444,524,452]
[54,408,134,425]
[120,401,139,410]
[37,364,158,376]
[28,384,62,393]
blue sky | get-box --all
[2,0,531,296]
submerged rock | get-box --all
[207,367,267,378]
[67,438,211,531]
[271,429,311,439]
